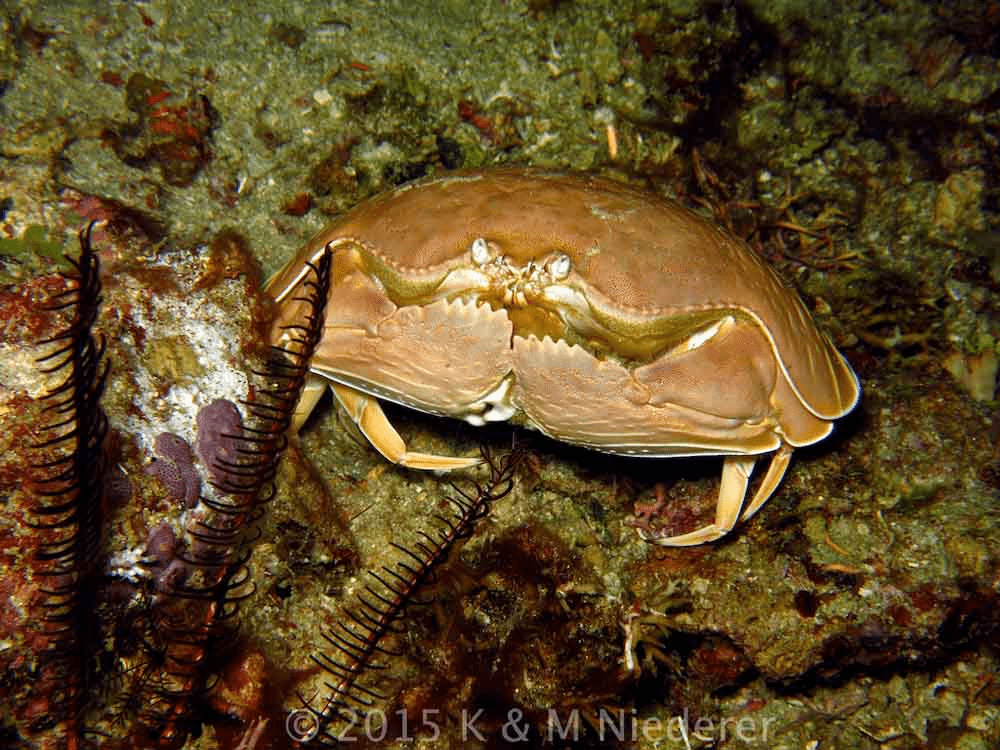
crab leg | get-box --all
[736,444,793,522]
[291,374,329,431]
[331,382,483,471]
[643,445,794,546]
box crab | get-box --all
[267,169,860,545]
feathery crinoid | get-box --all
[226,242,334,501]
[295,447,517,747]
[129,248,333,748]
[29,222,110,748]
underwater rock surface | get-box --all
[1,1,998,748]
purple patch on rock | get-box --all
[144,521,177,566]
[145,432,201,508]
[195,398,245,491]
[157,558,188,592]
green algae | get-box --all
[0,224,63,261]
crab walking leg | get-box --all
[737,444,793,523]
[291,373,329,431]
[644,446,793,546]
[647,456,754,546]
[331,382,483,471]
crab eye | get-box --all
[470,237,490,266]
[549,253,571,280]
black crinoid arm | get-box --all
[28,223,110,747]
